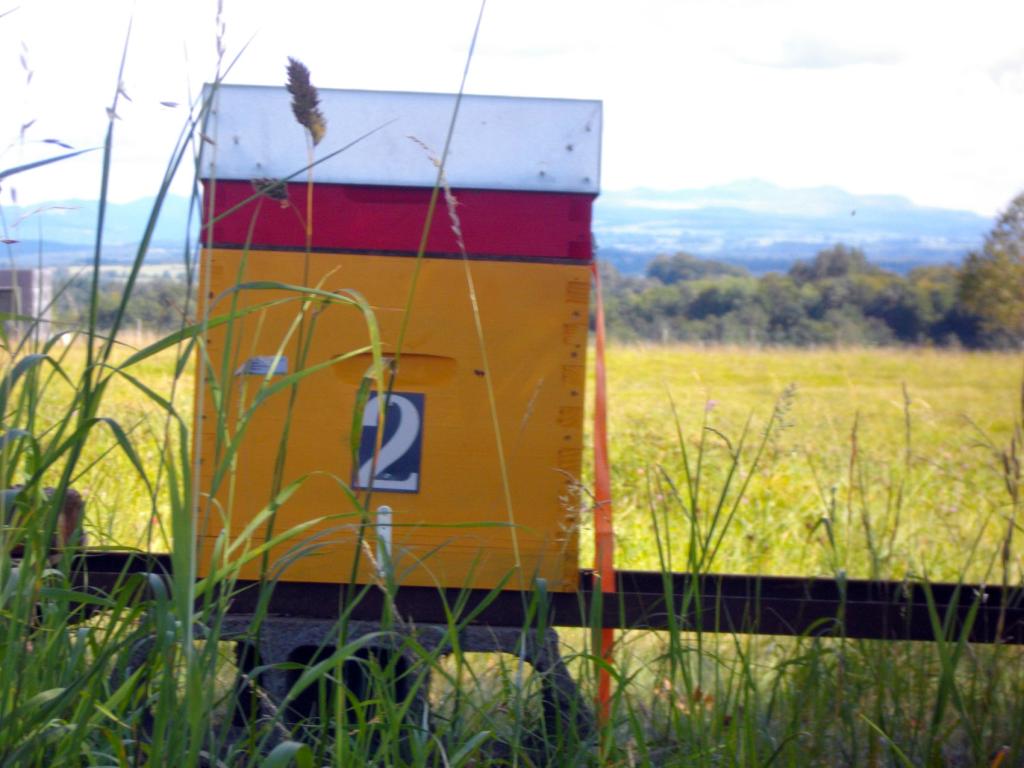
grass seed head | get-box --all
[285,57,326,146]
[251,177,289,205]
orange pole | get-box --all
[591,261,615,726]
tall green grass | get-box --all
[2,47,1024,768]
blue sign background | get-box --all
[354,391,425,493]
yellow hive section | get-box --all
[195,249,589,591]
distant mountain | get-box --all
[593,180,993,275]
[2,180,994,275]
[1,197,193,265]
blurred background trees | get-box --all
[601,190,1024,348]
[958,192,1024,347]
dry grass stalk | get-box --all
[407,135,465,252]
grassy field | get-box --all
[29,336,195,551]
[75,341,1022,585]
[591,345,1022,583]
[6,316,1024,767]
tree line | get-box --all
[601,192,1024,349]
[53,272,191,333]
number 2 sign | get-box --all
[354,392,425,493]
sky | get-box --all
[1,0,1023,216]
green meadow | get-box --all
[75,342,1021,586]
[591,345,1022,583]
[6,313,1024,767]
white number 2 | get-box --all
[356,394,421,492]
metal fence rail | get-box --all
[71,553,1024,644]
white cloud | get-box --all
[989,56,1024,92]
[738,37,902,69]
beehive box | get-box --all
[196,85,602,591]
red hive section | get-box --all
[204,180,595,261]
